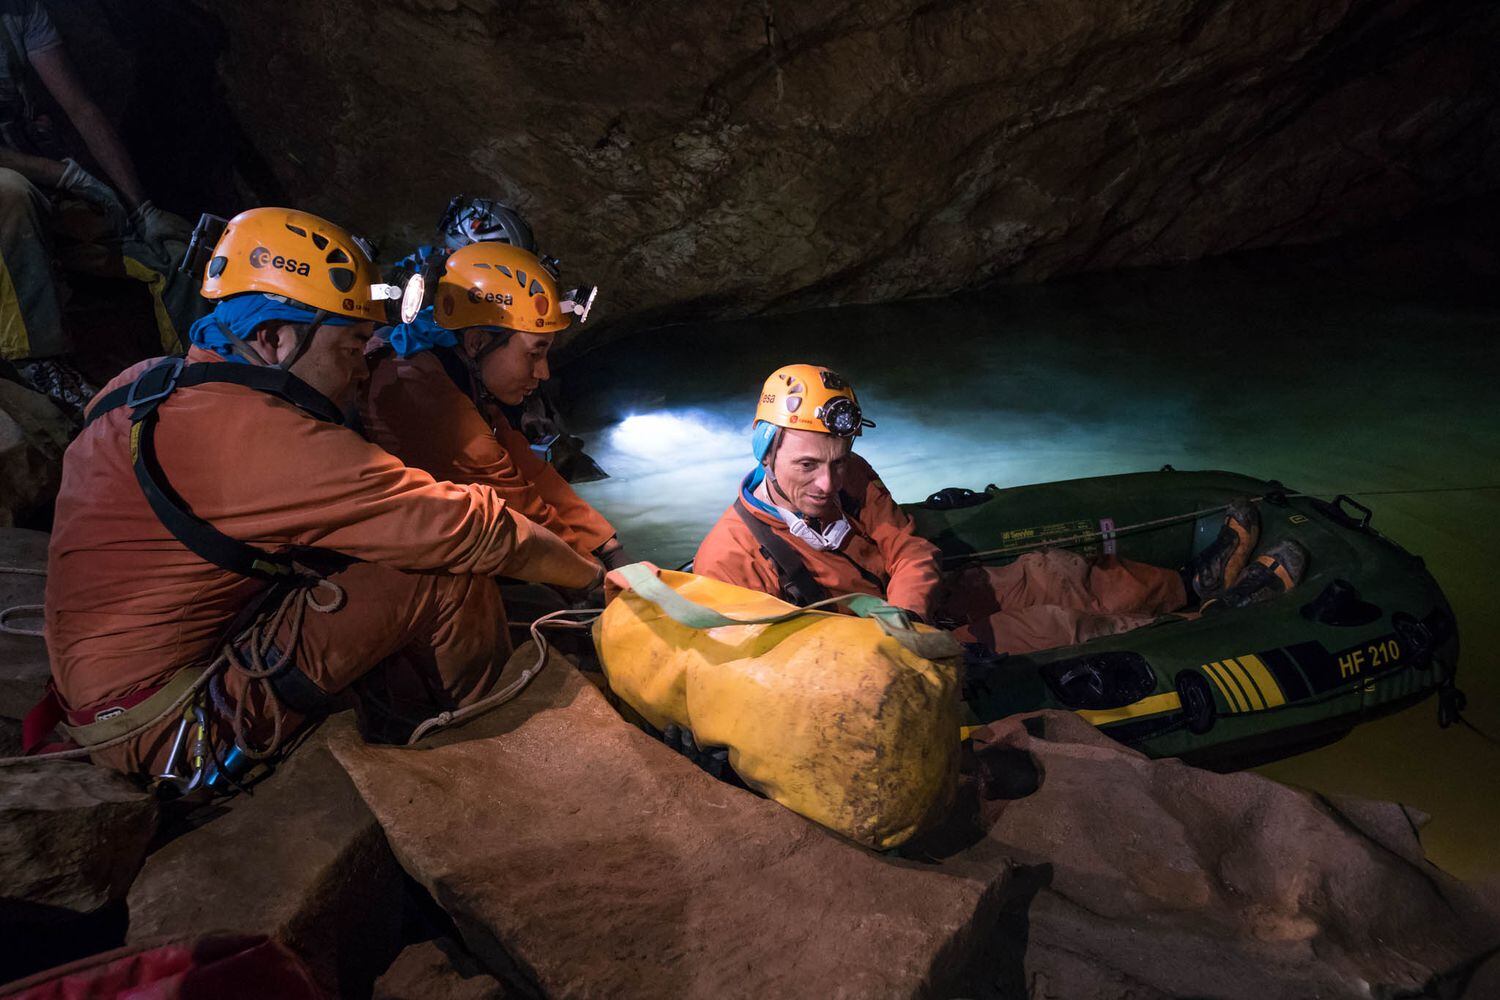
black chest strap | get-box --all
[732,498,830,607]
[86,358,349,585]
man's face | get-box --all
[466,329,553,406]
[264,320,375,409]
[768,428,852,520]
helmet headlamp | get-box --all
[818,396,863,437]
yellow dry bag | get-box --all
[594,564,962,849]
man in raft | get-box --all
[693,363,1306,654]
[361,239,625,572]
[30,207,601,789]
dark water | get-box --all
[563,245,1500,881]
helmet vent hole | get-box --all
[310,232,329,250]
[529,279,544,295]
[496,265,512,278]
[325,248,350,265]
[285,223,308,238]
[328,267,356,292]
[207,255,227,278]
[473,262,492,270]
[516,269,527,288]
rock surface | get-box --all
[335,646,1499,999]
[332,647,1014,998]
[126,716,405,997]
[0,383,68,529]
[373,938,515,1000]
[952,711,1500,999]
[193,0,1500,339]
[0,760,157,914]
[0,528,51,724]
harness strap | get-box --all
[612,562,962,661]
[86,359,349,585]
[732,498,830,606]
[60,666,206,748]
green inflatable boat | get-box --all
[907,469,1461,769]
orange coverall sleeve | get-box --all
[854,462,944,620]
[194,393,596,587]
[363,354,615,558]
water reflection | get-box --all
[565,249,1500,880]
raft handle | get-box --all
[1329,494,1374,530]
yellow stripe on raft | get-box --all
[1204,661,1248,712]
[1236,653,1287,707]
[1222,657,1266,711]
[1074,691,1183,727]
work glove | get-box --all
[595,537,631,571]
[661,724,731,780]
[129,200,192,252]
[57,158,127,230]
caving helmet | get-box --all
[751,363,873,463]
[434,242,573,336]
[199,208,387,322]
[438,196,536,253]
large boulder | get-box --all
[332,647,1015,998]
[126,716,405,997]
[0,384,68,529]
[956,711,1500,998]
[0,528,51,725]
[0,760,157,915]
[191,1,1500,339]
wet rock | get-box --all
[198,1,1500,338]
[0,760,157,914]
[958,711,1500,999]
[331,646,1014,998]
[126,715,404,997]
[373,938,515,1000]
[0,528,51,724]
[0,380,69,528]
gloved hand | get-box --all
[595,536,631,571]
[661,724,731,779]
[57,158,127,230]
[129,200,192,249]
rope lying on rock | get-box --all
[0,564,45,637]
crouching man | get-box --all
[694,364,1303,655]
[30,208,600,790]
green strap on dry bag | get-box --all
[614,562,962,661]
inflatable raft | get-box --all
[909,469,1460,769]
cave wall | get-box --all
[183,0,1498,335]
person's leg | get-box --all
[946,549,1187,655]
[0,167,64,362]
[222,562,509,752]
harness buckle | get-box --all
[126,357,185,412]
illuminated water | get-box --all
[565,248,1500,881]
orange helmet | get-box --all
[432,242,572,335]
[754,364,870,438]
[201,208,386,322]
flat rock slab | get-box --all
[331,648,1012,999]
[374,938,515,1000]
[0,528,51,722]
[127,716,404,997]
[0,758,157,914]
[959,712,1500,999]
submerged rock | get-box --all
[198,1,1500,337]
[0,380,69,528]
[332,646,1012,998]
[0,760,156,915]
[126,716,404,997]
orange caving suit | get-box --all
[693,453,1188,654]
[46,347,596,775]
[362,349,616,560]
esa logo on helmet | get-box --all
[466,287,513,306]
[249,246,310,276]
